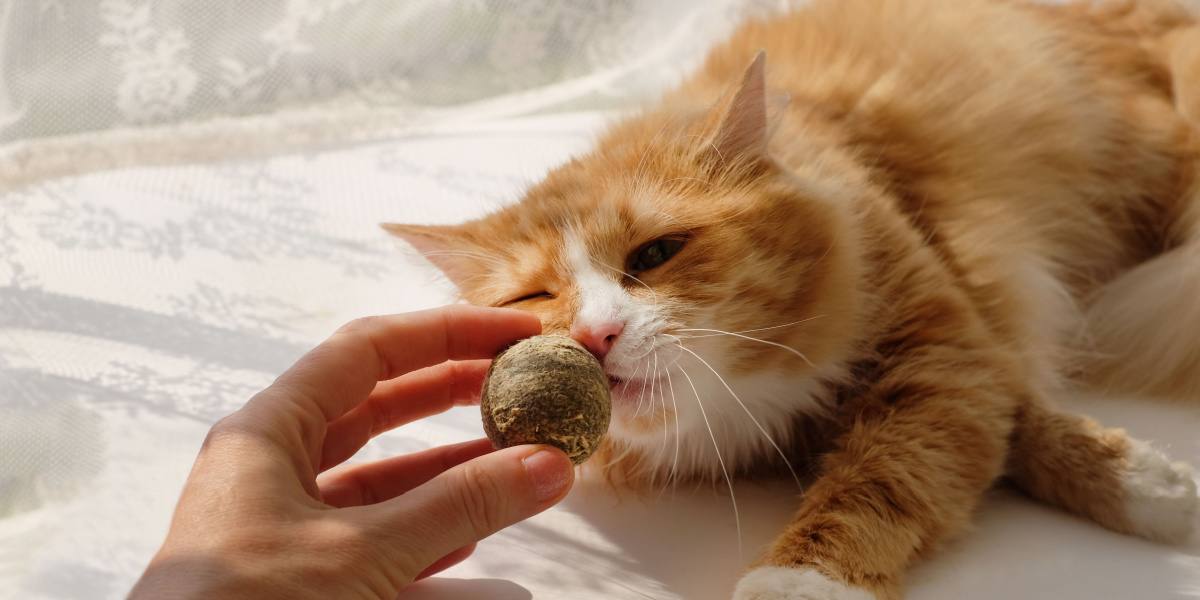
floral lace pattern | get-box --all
[0,0,784,169]
[99,0,199,124]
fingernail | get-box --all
[522,448,573,503]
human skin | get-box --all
[130,306,575,600]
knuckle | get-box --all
[336,315,378,336]
[332,316,392,379]
[306,518,365,552]
[206,414,235,438]
[451,463,508,537]
[203,412,249,448]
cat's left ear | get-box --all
[707,50,787,166]
[381,222,485,290]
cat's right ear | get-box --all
[708,50,770,165]
[381,222,483,289]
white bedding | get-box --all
[1,110,1197,600]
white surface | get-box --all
[1,111,1199,600]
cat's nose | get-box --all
[570,320,624,362]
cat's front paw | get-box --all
[732,567,876,600]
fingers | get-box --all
[364,445,574,571]
[252,306,540,423]
[235,306,538,470]
[318,439,495,508]
[320,360,492,470]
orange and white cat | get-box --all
[386,0,1200,598]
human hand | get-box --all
[130,306,574,599]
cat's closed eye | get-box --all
[500,291,554,306]
[628,237,686,274]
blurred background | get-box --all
[0,0,783,186]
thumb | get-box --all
[378,444,574,575]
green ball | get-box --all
[481,335,612,465]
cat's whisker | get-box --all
[675,328,817,369]
[659,334,685,492]
[627,356,648,418]
[652,351,668,463]
[665,365,682,491]
[631,343,655,361]
[655,362,683,499]
[634,357,652,419]
[641,351,664,485]
[676,352,743,561]
[673,315,828,339]
[677,344,803,490]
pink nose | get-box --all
[570,320,625,361]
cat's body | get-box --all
[388,1,1200,598]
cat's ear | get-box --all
[711,50,770,162]
[381,222,484,289]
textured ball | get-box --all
[481,335,612,465]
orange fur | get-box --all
[386,1,1200,597]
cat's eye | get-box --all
[628,237,686,273]
[502,291,553,306]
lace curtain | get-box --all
[0,0,785,189]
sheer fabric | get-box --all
[0,0,782,188]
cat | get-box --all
[384,0,1200,598]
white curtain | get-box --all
[0,0,786,189]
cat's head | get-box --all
[386,53,864,484]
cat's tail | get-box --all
[1005,402,1197,543]
[1079,227,1200,400]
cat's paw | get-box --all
[732,567,875,600]
[1122,438,1198,543]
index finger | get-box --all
[255,305,540,423]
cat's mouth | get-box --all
[606,372,667,406]
[609,374,640,392]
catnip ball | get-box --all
[480,335,612,465]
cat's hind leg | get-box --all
[1005,402,1197,543]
